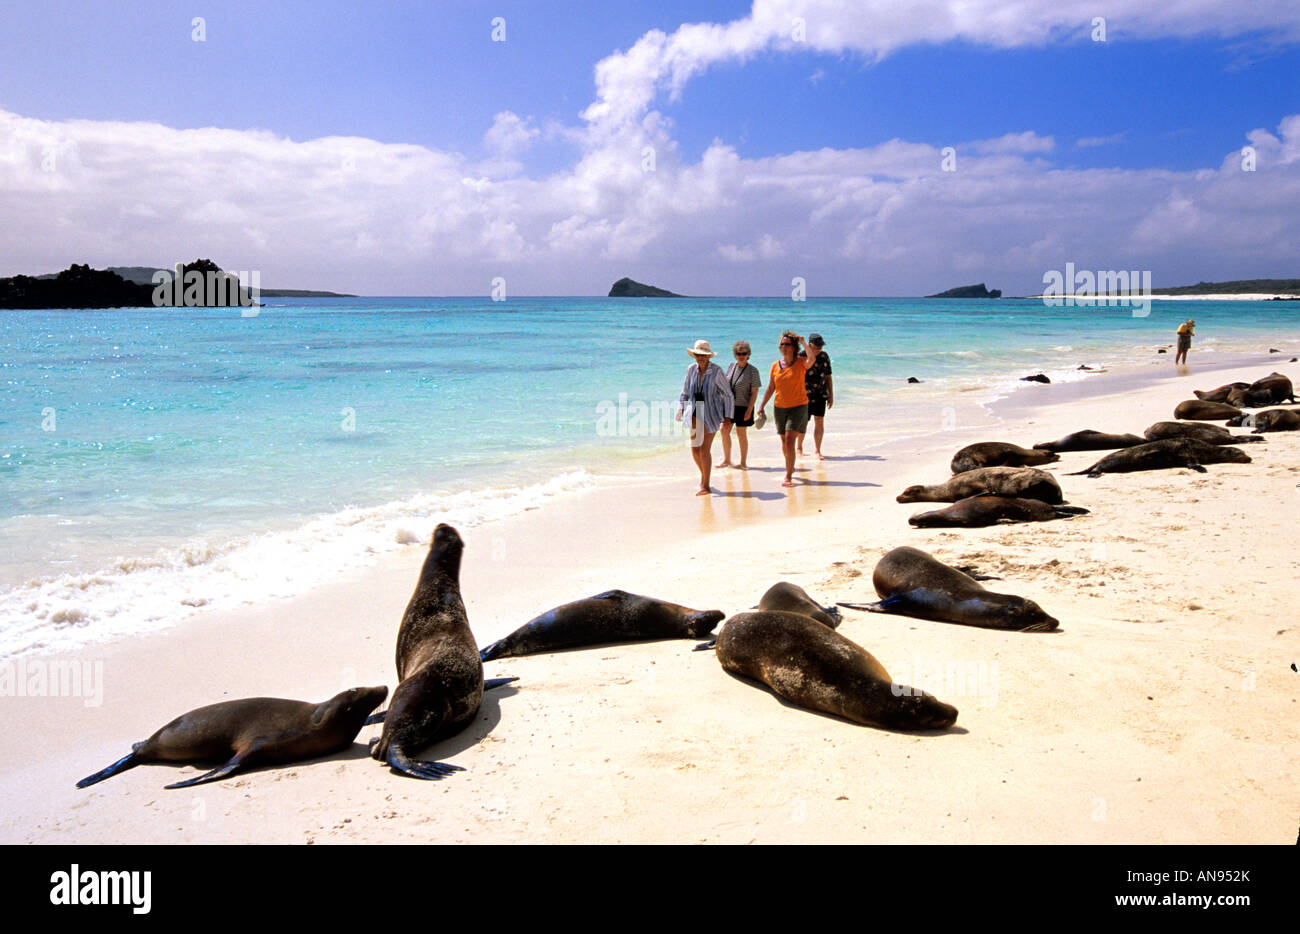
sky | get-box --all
[1,0,1298,296]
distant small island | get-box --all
[926,283,1002,299]
[1151,278,1300,296]
[608,277,684,298]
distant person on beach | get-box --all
[796,332,833,459]
[719,340,761,470]
[1175,319,1195,365]
[756,331,812,488]
[676,339,734,496]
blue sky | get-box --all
[2,1,1298,294]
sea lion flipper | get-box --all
[835,601,886,613]
[387,748,465,781]
[1189,463,1208,473]
[484,677,519,691]
[693,639,717,651]
[163,753,247,789]
[363,711,387,726]
[478,640,505,662]
[76,751,142,788]
[952,566,1001,581]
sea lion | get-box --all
[1067,439,1250,477]
[838,546,1059,632]
[896,466,1064,505]
[478,590,723,661]
[1143,421,1264,444]
[1231,408,1300,433]
[1174,400,1242,421]
[76,686,388,789]
[372,523,484,781]
[1236,372,1296,407]
[908,495,1088,528]
[1193,381,1251,403]
[1032,430,1146,452]
[756,581,841,629]
[950,442,1059,474]
[1020,373,1050,383]
[714,611,958,730]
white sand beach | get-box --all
[2,354,1297,844]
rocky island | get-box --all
[608,277,684,298]
[925,283,1002,299]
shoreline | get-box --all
[2,350,1297,843]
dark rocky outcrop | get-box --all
[0,264,153,308]
[608,277,684,298]
[925,283,1002,299]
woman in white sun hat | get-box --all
[676,339,735,496]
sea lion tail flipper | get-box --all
[387,747,465,781]
[1054,506,1090,517]
[1066,466,1097,476]
[478,640,506,662]
[1189,463,1208,473]
[76,751,142,788]
[952,566,1002,581]
[484,677,519,691]
[692,639,717,651]
[363,710,387,726]
[164,753,248,789]
[836,601,887,613]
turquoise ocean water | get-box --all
[2,296,1296,655]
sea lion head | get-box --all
[999,596,1059,632]
[316,685,389,726]
[896,485,927,503]
[686,609,725,637]
[878,688,959,731]
[1218,447,1252,464]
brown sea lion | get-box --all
[1067,439,1250,477]
[1143,421,1264,444]
[1236,372,1296,407]
[478,590,723,660]
[949,442,1059,474]
[372,523,486,780]
[1231,408,1300,432]
[838,546,1058,632]
[1193,381,1251,403]
[756,581,841,628]
[896,466,1064,504]
[908,495,1088,528]
[714,610,958,730]
[76,686,388,789]
[1032,430,1146,452]
[1174,400,1242,421]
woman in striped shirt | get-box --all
[676,339,735,496]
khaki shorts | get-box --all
[774,404,809,434]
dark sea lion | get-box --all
[756,581,841,629]
[839,546,1058,632]
[1143,421,1264,444]
[1244,372,1296,406]
[1020,373,1050,383]
[908,495,1088,528]
[1174,400,1242,421]
[896,466,1064,504]
[372,523,484,780]
[949,442,1059,474]
[1067,439,1250,477]
[76,686,388,789]
[1032,430,1146,452]
[714,611,958,730]
[1193,381,1250,403]
[1235,408,1300,433]
[479,590,723,661]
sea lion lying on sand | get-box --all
[908,495,1088,528]
[949,442,1059,474]
[1067,439,1250,477]
[1032,430,1145,452]
[1192,382,1250,403]
[1144,421,1264,444]
[1225,373,1296,408]
[838,546,1058,632]
[896,466,1064,504]
[757,581,841,629]
[714,611,958,730]
[1174,400,1243,421]
[1228,408,1300,433]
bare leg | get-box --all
[697,429,717,494]
[813,415,826,458]
[781,431,797,486]
[796,431,805,456]
[737,426,749,468]
[719,420,734,467]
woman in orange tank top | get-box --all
[755,330,812,488]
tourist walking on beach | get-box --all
[756,331,812,488]
[1175,319,1195,365]
[796,332,833,459]
[676,339,734,496]
[719,340,761,470]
